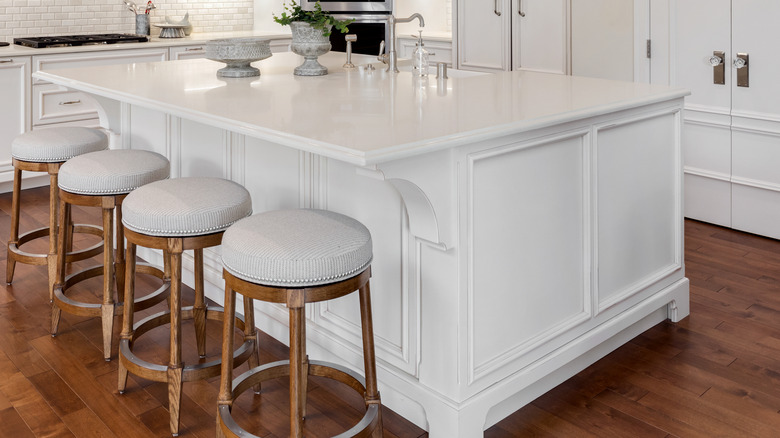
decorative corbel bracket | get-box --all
[356,166,448,250]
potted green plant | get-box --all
[274,0,353,76]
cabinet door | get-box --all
[512,0,569,74]
[457,0,510,71]
[730,0,780,238]
[0,56,31,183]
[674,0,732,226]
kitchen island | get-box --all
[35,51,690,437]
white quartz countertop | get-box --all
[0,30,291,57]
[34,51,688,166]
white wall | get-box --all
[0,0,253,41]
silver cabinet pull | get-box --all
[518,0,526,16]
[0,59,12,64]
[59,100,82,105]
[494,0,502,16]
[184,47,203,51]
[710,51,725,85]
[735,53,749,87]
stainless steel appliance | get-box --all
[300,0,391,14]
[14,34,149,48]
[300,0,391,56]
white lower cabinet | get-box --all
[0,56,31,185]
[676,0,780,238]
[397,36,452,65]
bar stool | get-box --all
[7,127,107,296]
[217,209,383,438]
[52,149,171,361]
[118,177,256,437]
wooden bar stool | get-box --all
[7,127,107,297]
[217,209,383,438]
[52,149,171,361]
[118,177,257,437]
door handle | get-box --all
[709,51,725,85]
[734,53,749,87]
[518,0,526,16]
[494,0,502,16]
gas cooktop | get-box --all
[14,34,149,48]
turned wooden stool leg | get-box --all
[193,248,207,358]
[51,196,69,334]
[118,240,136,394]
[218,284,237,406]
[6,167,22,285]
[168,244,184,437]
[114,204,126,304]
[100,206,116,361]
[289,300,306,438]
[242,294,261,393]
[46,166,60,300]
[359,281,383,437]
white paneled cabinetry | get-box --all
[676,0,780,238]
[457,0,569,73]
[0,56,30,185]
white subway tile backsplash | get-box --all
[0,0,253,41]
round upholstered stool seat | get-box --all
[222,209,373,287]
[58,149,170,195]
[12,127,108,162]
[6,127,108,297]
[52,149,171,362]
[122,177,253,237]
[217,209,383,438]
[118,177,255,437]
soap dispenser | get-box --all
[412,30,429,77]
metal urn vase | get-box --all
[290,21,331,76]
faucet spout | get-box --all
[385,13,425,73]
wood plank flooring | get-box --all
[3,187,780,437]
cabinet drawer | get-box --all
[398,38,452,64]
[169,45,206,60]
[33,48,169,85]
[33,84,100,126]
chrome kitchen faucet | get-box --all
[378,13,425,73]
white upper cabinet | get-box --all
[457,0,569,74]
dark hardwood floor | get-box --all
[2,186,780,437]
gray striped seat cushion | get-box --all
[221,209,373,288]
[122,177,252,237]
[12,127,108,163]
[58,149,169,195]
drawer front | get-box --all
[33,84,100,126]
[169,45,206,60]
[270,38,292,53]
[398,39,452,64]
[33,48,169,85]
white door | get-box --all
[674,0,732,226]
[730,0,780,237]
[512,0,569,74]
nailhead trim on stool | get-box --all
[12,127,108,162]
[58,149,170,195]
[122,177,252,237]
[221,209,373,287]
